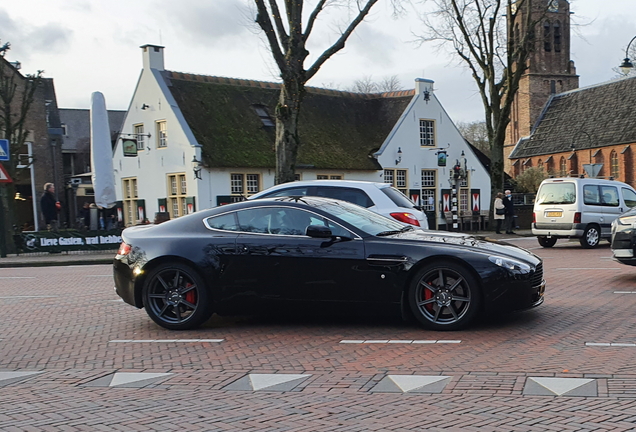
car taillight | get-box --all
[390,212,421,226]
[117,242,131,256]
[573,212,581,224]
[532,212,536,224]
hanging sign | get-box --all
[122,139,138,157]
[436,150,447,167]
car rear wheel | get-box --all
[408,261,481,331]
[142,263,212,330]
[580,225,600,248]
[538,236,557,248]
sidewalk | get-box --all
[0,230,534,268]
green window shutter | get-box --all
[157,198,167,213]
[136,199,146,222]
[186,196,196,214]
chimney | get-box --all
[140,44,165,71]
[415,78,434,98]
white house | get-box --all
[113,45,490,229]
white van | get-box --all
[533,177,636,248]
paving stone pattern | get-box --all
[2,240,636,430]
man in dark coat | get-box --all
[502,189,515,234]
[40,183,59,231]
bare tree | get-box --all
[457,120,489,157]
[254,0,400,184]
[417,0,549,207]
[347,74,403,93]
[0,42,42,256]
[349,75,379,93]
[379,74,403,92]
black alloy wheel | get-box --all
[579,225,600,248]
[142,263,212,330]
[409,261,481,331]
[538,236,557,248]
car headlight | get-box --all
[488,256,531,273]
[617,215,636,227]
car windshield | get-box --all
[310,200,405,236]
[381,186,416,209]
[536,182,576,205]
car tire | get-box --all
[579,225,600,249]
[142,262,212,330]
[538,236,557,248]
[408,261,481,331]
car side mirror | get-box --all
[306,224,332,238]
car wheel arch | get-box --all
[134,256,207,308]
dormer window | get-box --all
[253,105,275,127]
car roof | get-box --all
[540,177,632,186]
[256,180,389,190]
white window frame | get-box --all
[134,124,145,150]
[156,120,167,148]
[231,173,261,199]
[419,119,436,147]
[421,169,437,212]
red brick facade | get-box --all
[504,0,579,174]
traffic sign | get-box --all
[0,139,8,161]
[0,163,12,183]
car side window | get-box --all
[600,186,619,206]
[622,188,636,208]
[206,212,238,231]
[583,185,600,205]
[259,187,309,198]
[306,214,353,238]
[313,187,374,208]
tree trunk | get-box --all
[275,77,305,185]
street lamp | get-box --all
[619,35,636,75]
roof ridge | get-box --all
[165,70,414,98]
[555,74,636,98]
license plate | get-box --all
[546,211,562,217]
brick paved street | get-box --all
[2,237,636,431]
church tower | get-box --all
[504,0,579,174]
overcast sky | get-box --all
[1,0,635,123]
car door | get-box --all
[600,185,622,237]
[234,206,370,304]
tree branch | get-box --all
[306,0,378,81]
[254,0,286,73]
[268,0,289,48]
[303,0,328,41]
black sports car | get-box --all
[114,197,545,331]
[611,207,636,266]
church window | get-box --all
[611,150,619,179]
[554,21,561,52]
[544,21,551,52]
[559,156,567,176]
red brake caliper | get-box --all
[184,283,196,305]
[424,281,434,312]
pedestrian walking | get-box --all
[40,183,60,232]
[493,192,505,234]
[502,189,515,234]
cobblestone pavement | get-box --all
[2,237,636,431]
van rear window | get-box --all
[537,182,576,205]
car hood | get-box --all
[388,230,541,265]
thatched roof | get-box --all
[164,71,414,170]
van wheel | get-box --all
[580,225,600,248]
[538,236,557,248]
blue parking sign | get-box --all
[0,139,8,161]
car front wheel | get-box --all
[408,261,481,331]
[142,263,212,330]
[580,225,600,248]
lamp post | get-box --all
[619,35,636,75]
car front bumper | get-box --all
[611,223,636,266]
